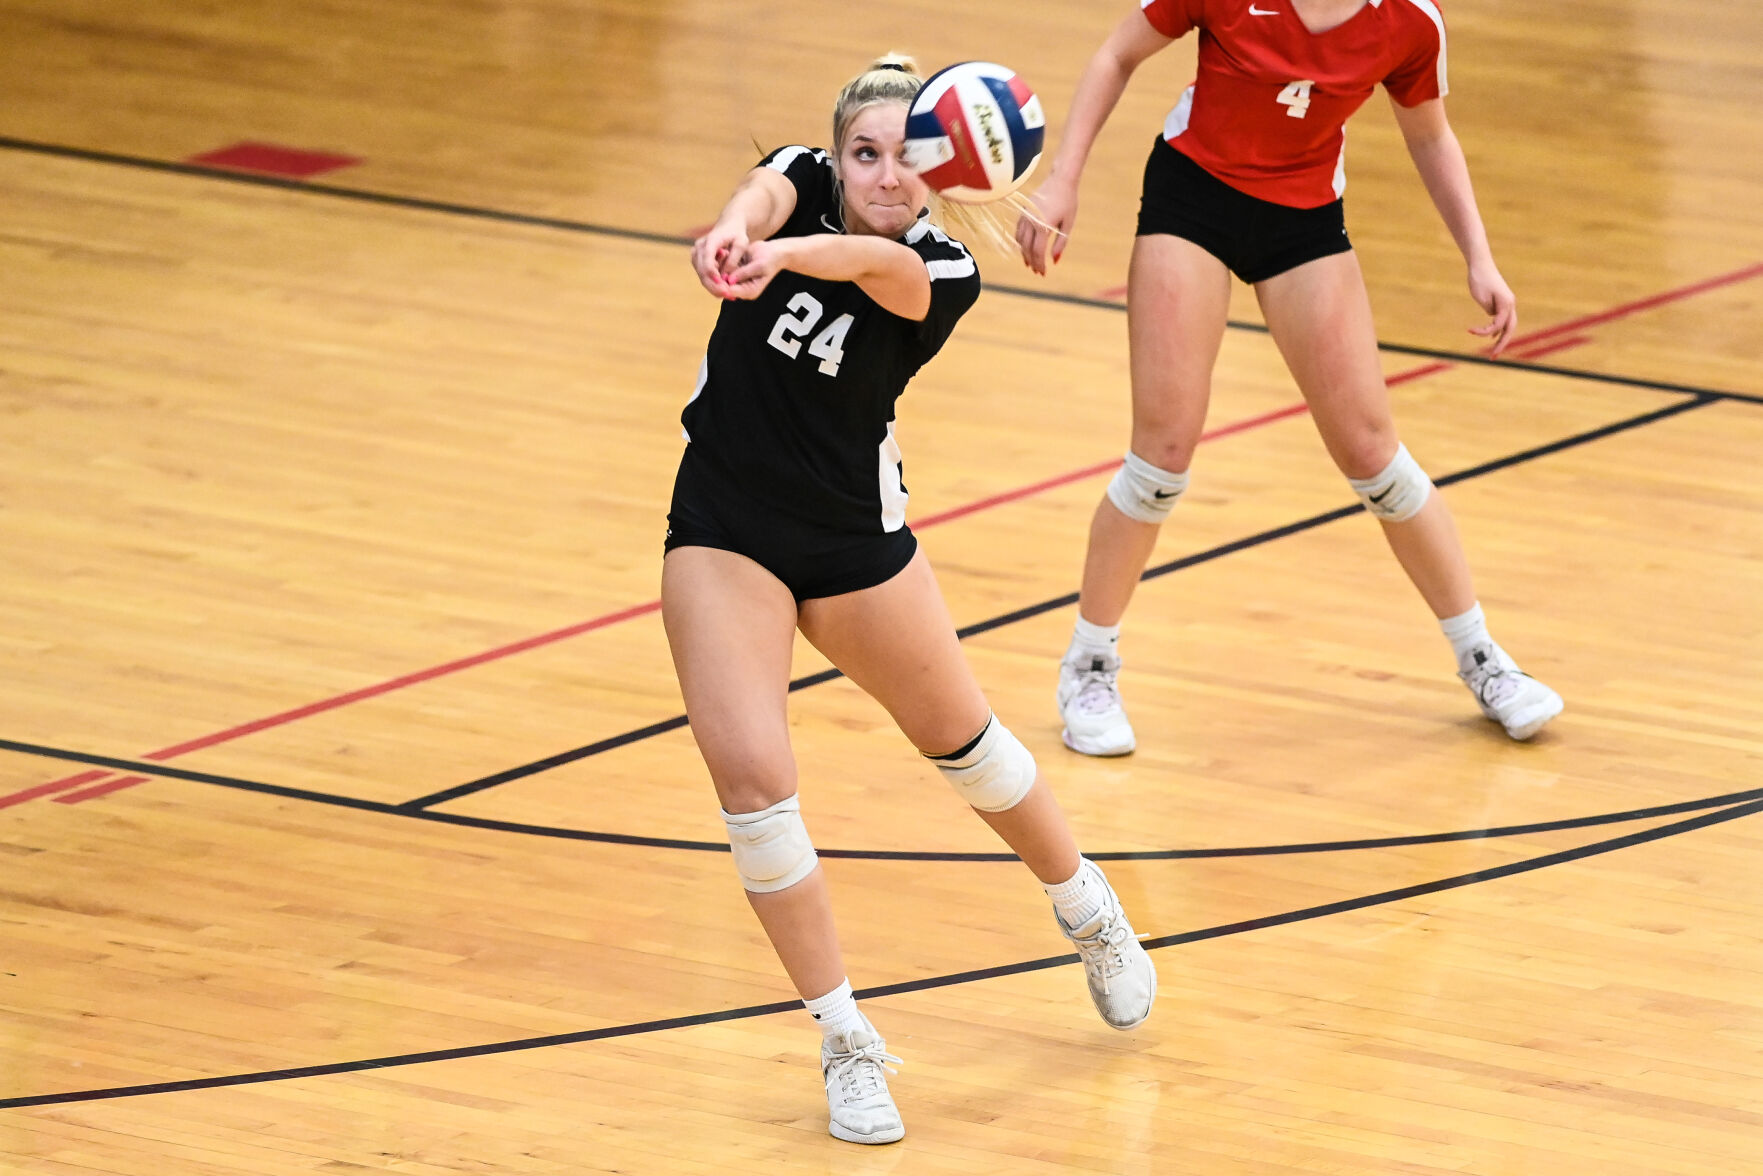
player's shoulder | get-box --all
[1186,0,1236,26]
[1383,0,1448,38]
[1142,0,1212,29]
[759,146,839,231]
[760,144,834,176]
[903,217,980,281]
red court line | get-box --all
[913,401,1314,529]
[1387,361,1455,386]
[2,600,662,808]
[9,398,1315,809]
[1506,335,1591,363]
[0,770,111,810]
[55,776,149,805]
[185,142,361,179]
[1499,262,1763,350]
[10,261,1759,808]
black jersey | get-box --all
[680,145,982,534]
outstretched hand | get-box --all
[1014,180,1077,277]
[1467,260,1517,356]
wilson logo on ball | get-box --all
[903,61,1044,205]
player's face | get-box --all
[837,102,928,239]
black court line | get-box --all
[1347,341,1763,407]
[405,392,1718,807]
[4,795,1757,1110]
[0,135,690,249]
[4,735,1758,862]
[4,136,1758,405]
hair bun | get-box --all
[870,53,919,77]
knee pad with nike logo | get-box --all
[1106,451,1189,524]
[924,715,1037,813]
[721,794,818,893]
[1348,442,1432,522]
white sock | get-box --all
[1440,603,1517,671]
[1043,859,1107,929]
[1066,617,1120,665]
[804,978,866,1040]
[1440,603,1490,660]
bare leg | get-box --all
[1078,235,1233,625]
[661,546,845,1000]
[799,548,1081,882]
[1255,251,1476,619]
[801,548,1158,1028]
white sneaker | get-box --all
[1459,644,1563,741]
[1056,870,1157,1031]
[1057,652,1136,756]
[821,1023,904,1145]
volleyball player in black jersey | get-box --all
[662,55,1156,1146]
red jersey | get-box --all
[1139,0,1447,207]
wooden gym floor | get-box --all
[1,1,1759,1172]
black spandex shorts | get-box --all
[1136,136,1353,283]
[664,447,918,603]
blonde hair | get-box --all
[831,53,1032,256]
[832,53,923,154]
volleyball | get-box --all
[902,61,1044,204]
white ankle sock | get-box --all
[804,979,866,1040]
[1440,603,1517,671]
[1066,617,1120,664]
[1439,603,1491,660]
[1043,859,1107,929]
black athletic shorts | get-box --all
[1136,136,1353,283]
[663,446,918,603]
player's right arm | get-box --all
[1016,7,1176,275]
[691,167,800,298]
[721,235,933,321]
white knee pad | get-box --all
[1348,442,1432,522]
[924,715,1037,813]
[1106,452,1189,524]
[721,795,818,893]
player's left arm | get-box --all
[1390,95,1517,356]
[722,235,932,320]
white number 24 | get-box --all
[766,292,854,376]
[1277,80,1314,119]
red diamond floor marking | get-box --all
[185,142,361,179]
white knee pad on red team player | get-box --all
[1107,451,1189,524]
[1348,442,1433,522]
[721,794,818,893]
[924,715,1037,813]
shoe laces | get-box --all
[1460,646,1526,707]
[825,1038,901,1102]
[1066,657,1122,717]
[1067,908,1142,995]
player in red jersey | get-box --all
[1016,0,1563,754]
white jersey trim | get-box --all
[877,422,907,532]
[681,353,708,440]
[1163,84,1196,141]
[1393,0,1449,97]
[926,255,977,281]
[906,220,978,280]
[764,145,829,174]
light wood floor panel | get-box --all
[2,0,1760,1172]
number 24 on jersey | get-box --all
[767,292,854,376]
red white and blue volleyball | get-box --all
[903,61,1044,204]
